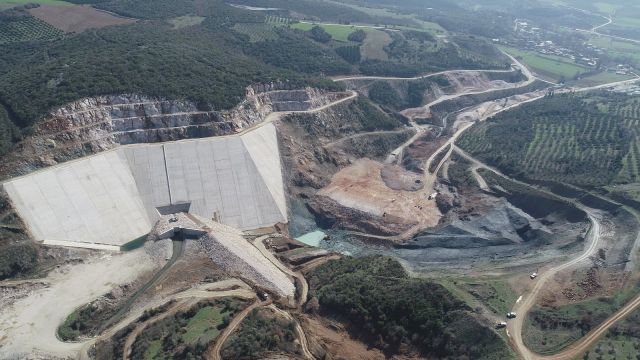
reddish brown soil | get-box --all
[317,159,440,233]
[537,267,628,307]
[302,315,420,360]
[29,5,135,33]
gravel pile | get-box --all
[144,238,172,262]
[197,220,294,298]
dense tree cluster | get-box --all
[335,45,361,64]
[368,81,402,108]
[308,256,513,359]
[245,28,351,75]
[221,308,299,359]
[0,0,512,157]
[309,25,331,43]
[0,242,37,280]
[347,29,366,42]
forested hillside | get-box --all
[0,0,510,155]
[307,256,514,359]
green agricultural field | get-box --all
[500,46,589,82]
[0,14,64,44]
[590,36,640,66]
[130,299,246,359]
[265,15,292,25]
[459,92,640,187]
[233,23,279,42]
[594,1,622,14]
[590,36,640,52]
[613,16,640,30]
[323,0,445,34]
[573,71,635,87]
[290,22,372,42]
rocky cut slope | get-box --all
[0,84,341,180]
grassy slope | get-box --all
[290,22,362,42]
[130,299,246,359]
[323,0,445,34]
[361,28,392,60]
[524,284,640,355]
[500,46,589,81]
[581,304,640,360]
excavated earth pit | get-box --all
[290,152,595,274]
[305,189,591,274]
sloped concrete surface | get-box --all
[3,150,152,247]
[2,124,286,249]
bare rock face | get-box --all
[1,85,338,180]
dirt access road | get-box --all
[79,279,255,360]
[436,74,640,359]
[268,304,315,359]
[332,68,519,82]
[205,300,267,360]
[0,250,157,359]
[563,5,640,45]
[508,213,601,360]
[251,235,310,306]
[452,147,617,360]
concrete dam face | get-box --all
[2,123,286,250]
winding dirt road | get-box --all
[78,279,255,360]
[268,304,315,359]
[205,300,267,360]
[452,147,629,360]
[332,68,519,82]
[251,235,310,306]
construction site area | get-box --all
[2,54,640,360]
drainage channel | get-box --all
[99,237,185,332]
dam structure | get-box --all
[2,123,286,251]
